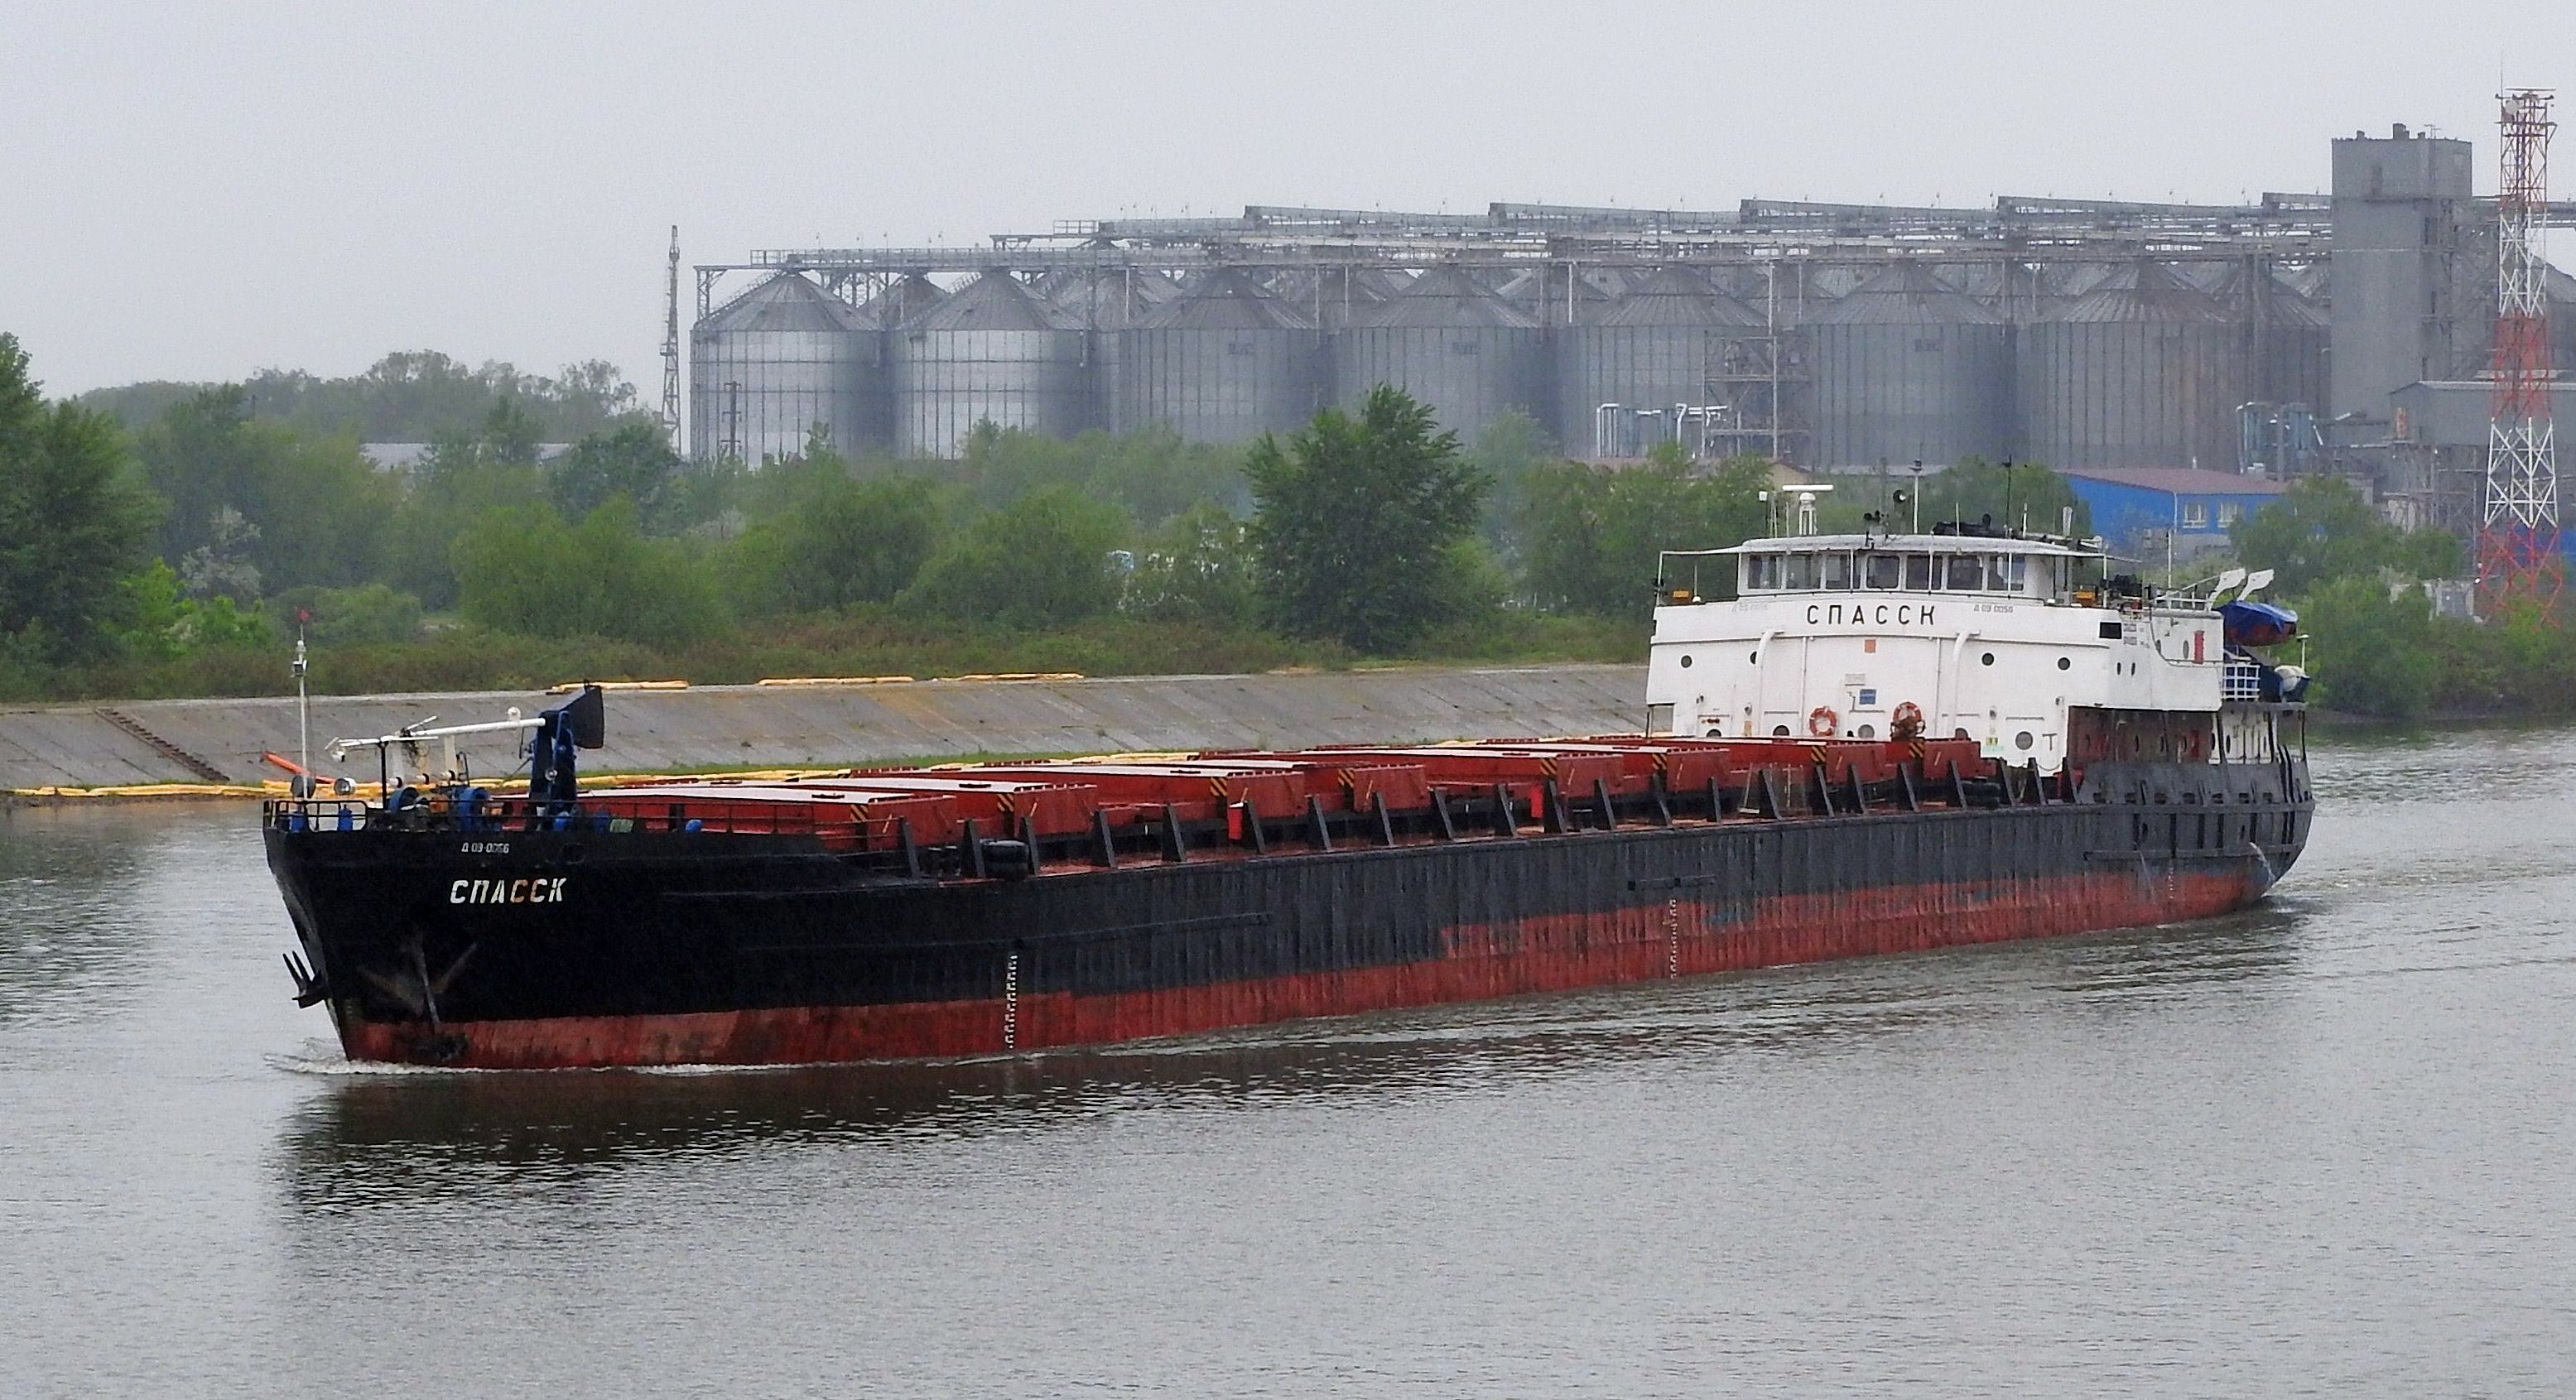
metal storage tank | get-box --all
[1334,264,1548,443]
[1807,262,2014,469]
[1496,264,1620,326]
[688,271,874,464]
[1273,264,1409,329]
[1037,267,1177,329]
[1038,267,1176,432]
[2017,260,2246,470]
[2206,262,2330,412]
[819,274,948,451]
[1553,265,1765,455]
[1114,267,1326,441]
[890,270,1091,458]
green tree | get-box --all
[2299,574,2439,719]
[1516,445,1771,614]
[83,351,648,441]
[899,485,1128,629]
[1918,458,2091,537]
[450,498,724,646]
[1466,408,1554,555]
[1245,387,1488,651]
[265,581,426,647]
[0,335,156,659]
[724,470,942,616]
[547,421,685,526]
[1121,503,1259,627]
[951,421,1245,524]
[131,387,398,594]
[2229,477,2458,595]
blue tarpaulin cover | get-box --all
[2221,599,2299,647]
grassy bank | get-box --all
[1,610,1647,705]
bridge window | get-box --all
[1904,554,1935,589]
[1783,553,1818,589]
[1863,553,1904,589]
[1944,554,1986,590]
[1992,555,2027,591]
[1744,553,1779,591]
[1820,551,1852,589]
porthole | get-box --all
[1748,652,1759,665]
[1772,724,1792,737]
[1981,652,1996,666]
[2015,730,2035,751]
[1679,654,1693,668]
[2057,657,2071,671]
[1857,724,1877,738]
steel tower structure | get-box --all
[661,225,683,451]
[2479,91,2560,614]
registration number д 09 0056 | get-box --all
[460,840,511,854]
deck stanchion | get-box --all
[1160,803,1187,863]
[1490,782,1519,838]
[1091,808,1119,868]
[1431,789,1458,842]
[961,817,986,878]
[1372,790,1396,847]
[1306,795,1334,851]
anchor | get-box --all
[282,950,329,1008]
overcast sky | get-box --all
[6,1,2572,397]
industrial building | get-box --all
[2059,468,2290,562]
[678,123,2576,539]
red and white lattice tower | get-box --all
[2478,89,2561,615]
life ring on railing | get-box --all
[1890,700,1926,741]
[1807,705,1840,738]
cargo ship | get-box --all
[264,518,2312,1069]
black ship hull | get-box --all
[266,757,2310,1069]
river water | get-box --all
[2,729,2570,1398]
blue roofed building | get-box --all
[2057,467,2289,562]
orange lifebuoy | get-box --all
[1808,705,1839,738]
[1890,700,1926,741]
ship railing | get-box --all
[260,794,893,842]
[262,751,2082,876]
[2221,660,2263,701]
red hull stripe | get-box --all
[344,868,2254,1070]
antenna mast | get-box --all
[2478,90,2560,616]
[661,225,683,454]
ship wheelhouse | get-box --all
[1646,525,2295,774]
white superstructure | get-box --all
[1646,530,2249,772]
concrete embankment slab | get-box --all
[1,665,1649,792]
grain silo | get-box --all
[2017,260,2244,470]
[1037,267,1178,329]
[890,270,1091,458]
[2205,262,2330,412]
[687,271,873,464]
[1553,265,1764,455]
[1038,267,1177,432]
[858,274,948,329]
[1807,262,2014,469]
[1271,264,1408,330]
[1114,267,1325,442]
[1334,264,1548,443]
